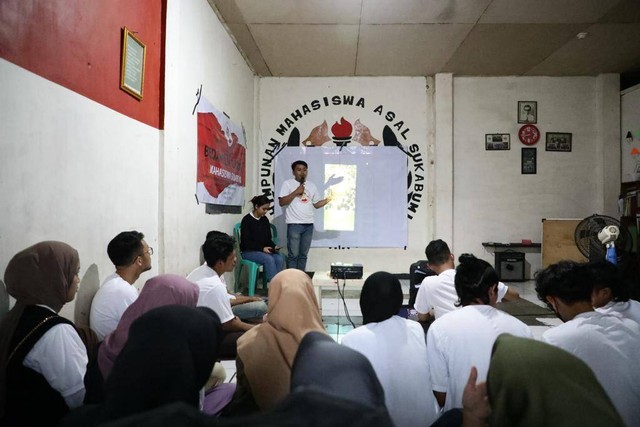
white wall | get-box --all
[163,0,256,277]
[257,77,432,273]
[448,76,620,277]
[0,59,160,318]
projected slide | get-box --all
[324,164,356,231]
[274,146,408,248]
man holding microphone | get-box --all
[278,160,331,272]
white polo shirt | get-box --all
[542,311,640,426]
[426,305,533,411]
[90,273,138,341]
[414,269,508,318]
[279,178,320,224]
[186,264,235,323]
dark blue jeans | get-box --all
[287,223,313,271]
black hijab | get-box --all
[64,305,222,426]
[359,271,403,324]
[85,331,393,427]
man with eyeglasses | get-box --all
[90,230,152,341]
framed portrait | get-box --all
[521,148,537,174]
[485,134,510,150]
[518,101,537,124]
[120,27,146,100]
[545,132,572,152]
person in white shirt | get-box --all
[589,260,640,324]
[415,239,519,322]
[90,231,152,341]
[190,230,267,323]
[426,254,533,412]
[0,241,87,425]
[187,233,255,359]
[342,271,439,427]
[535,260,640,427]
[278,160,331,271]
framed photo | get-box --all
[485,134,510,150]
[120,27,146,100]
[518,101,537,124]
[546,132,572,152]
[521,148,537,174]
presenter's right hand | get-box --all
[295,184,305,196]
[263,247,274,253]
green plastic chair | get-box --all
[233,222,280,296]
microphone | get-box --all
[300,177,305,185]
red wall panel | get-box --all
[0,0,164,129]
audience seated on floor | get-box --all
[415,240,519,322]
[426,254,533,412]
[449,334,624,427]
[589,260,640,324]
[341,271,438,426]
[62,305,227,426]
[535,261,640,426]
[76,331,393,427]
[187,233,255,359]
[97,274,199,379]
[487,334,624,426]
[0,241,87,426]
[240,195,285,284]
[224,269,327,415]
[190,230,267,323]
[90,231,152,341]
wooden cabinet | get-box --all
[619,181,640,283]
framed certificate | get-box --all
[120,27,146,100]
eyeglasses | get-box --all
[139,247,153,257]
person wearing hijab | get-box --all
[62,305,223,426]
[97,273,200,379]
[341,271,439,426]
[93,331,394,427]
[453,334,624,427]
[0,241,87,426]
[224,269,327,415]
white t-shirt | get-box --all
[279,178,320,224]
[414,269,508,318]
[186,264,235,323]
[596,299,640,325]
[426,305,533,411]
[542,311,640,426]
[90,273,138,341]
[24,306,88,408]
[342,316,439,427]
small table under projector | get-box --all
[311,271,371,312]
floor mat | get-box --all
[497,299,556,326]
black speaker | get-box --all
[495,251,525,282]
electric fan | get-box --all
[574,214,633,263]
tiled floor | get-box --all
[221,279,562,382]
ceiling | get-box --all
[208,0,640,78]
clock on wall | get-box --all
[518,124,540,145]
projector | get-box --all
[330,263,363,279]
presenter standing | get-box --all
[278,160,330,271]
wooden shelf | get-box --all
[482,242,541,248]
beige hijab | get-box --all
[237,269,326,410]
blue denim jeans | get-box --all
[241,251,285,282]
[287,223,314,271]
[232,300,267,321]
